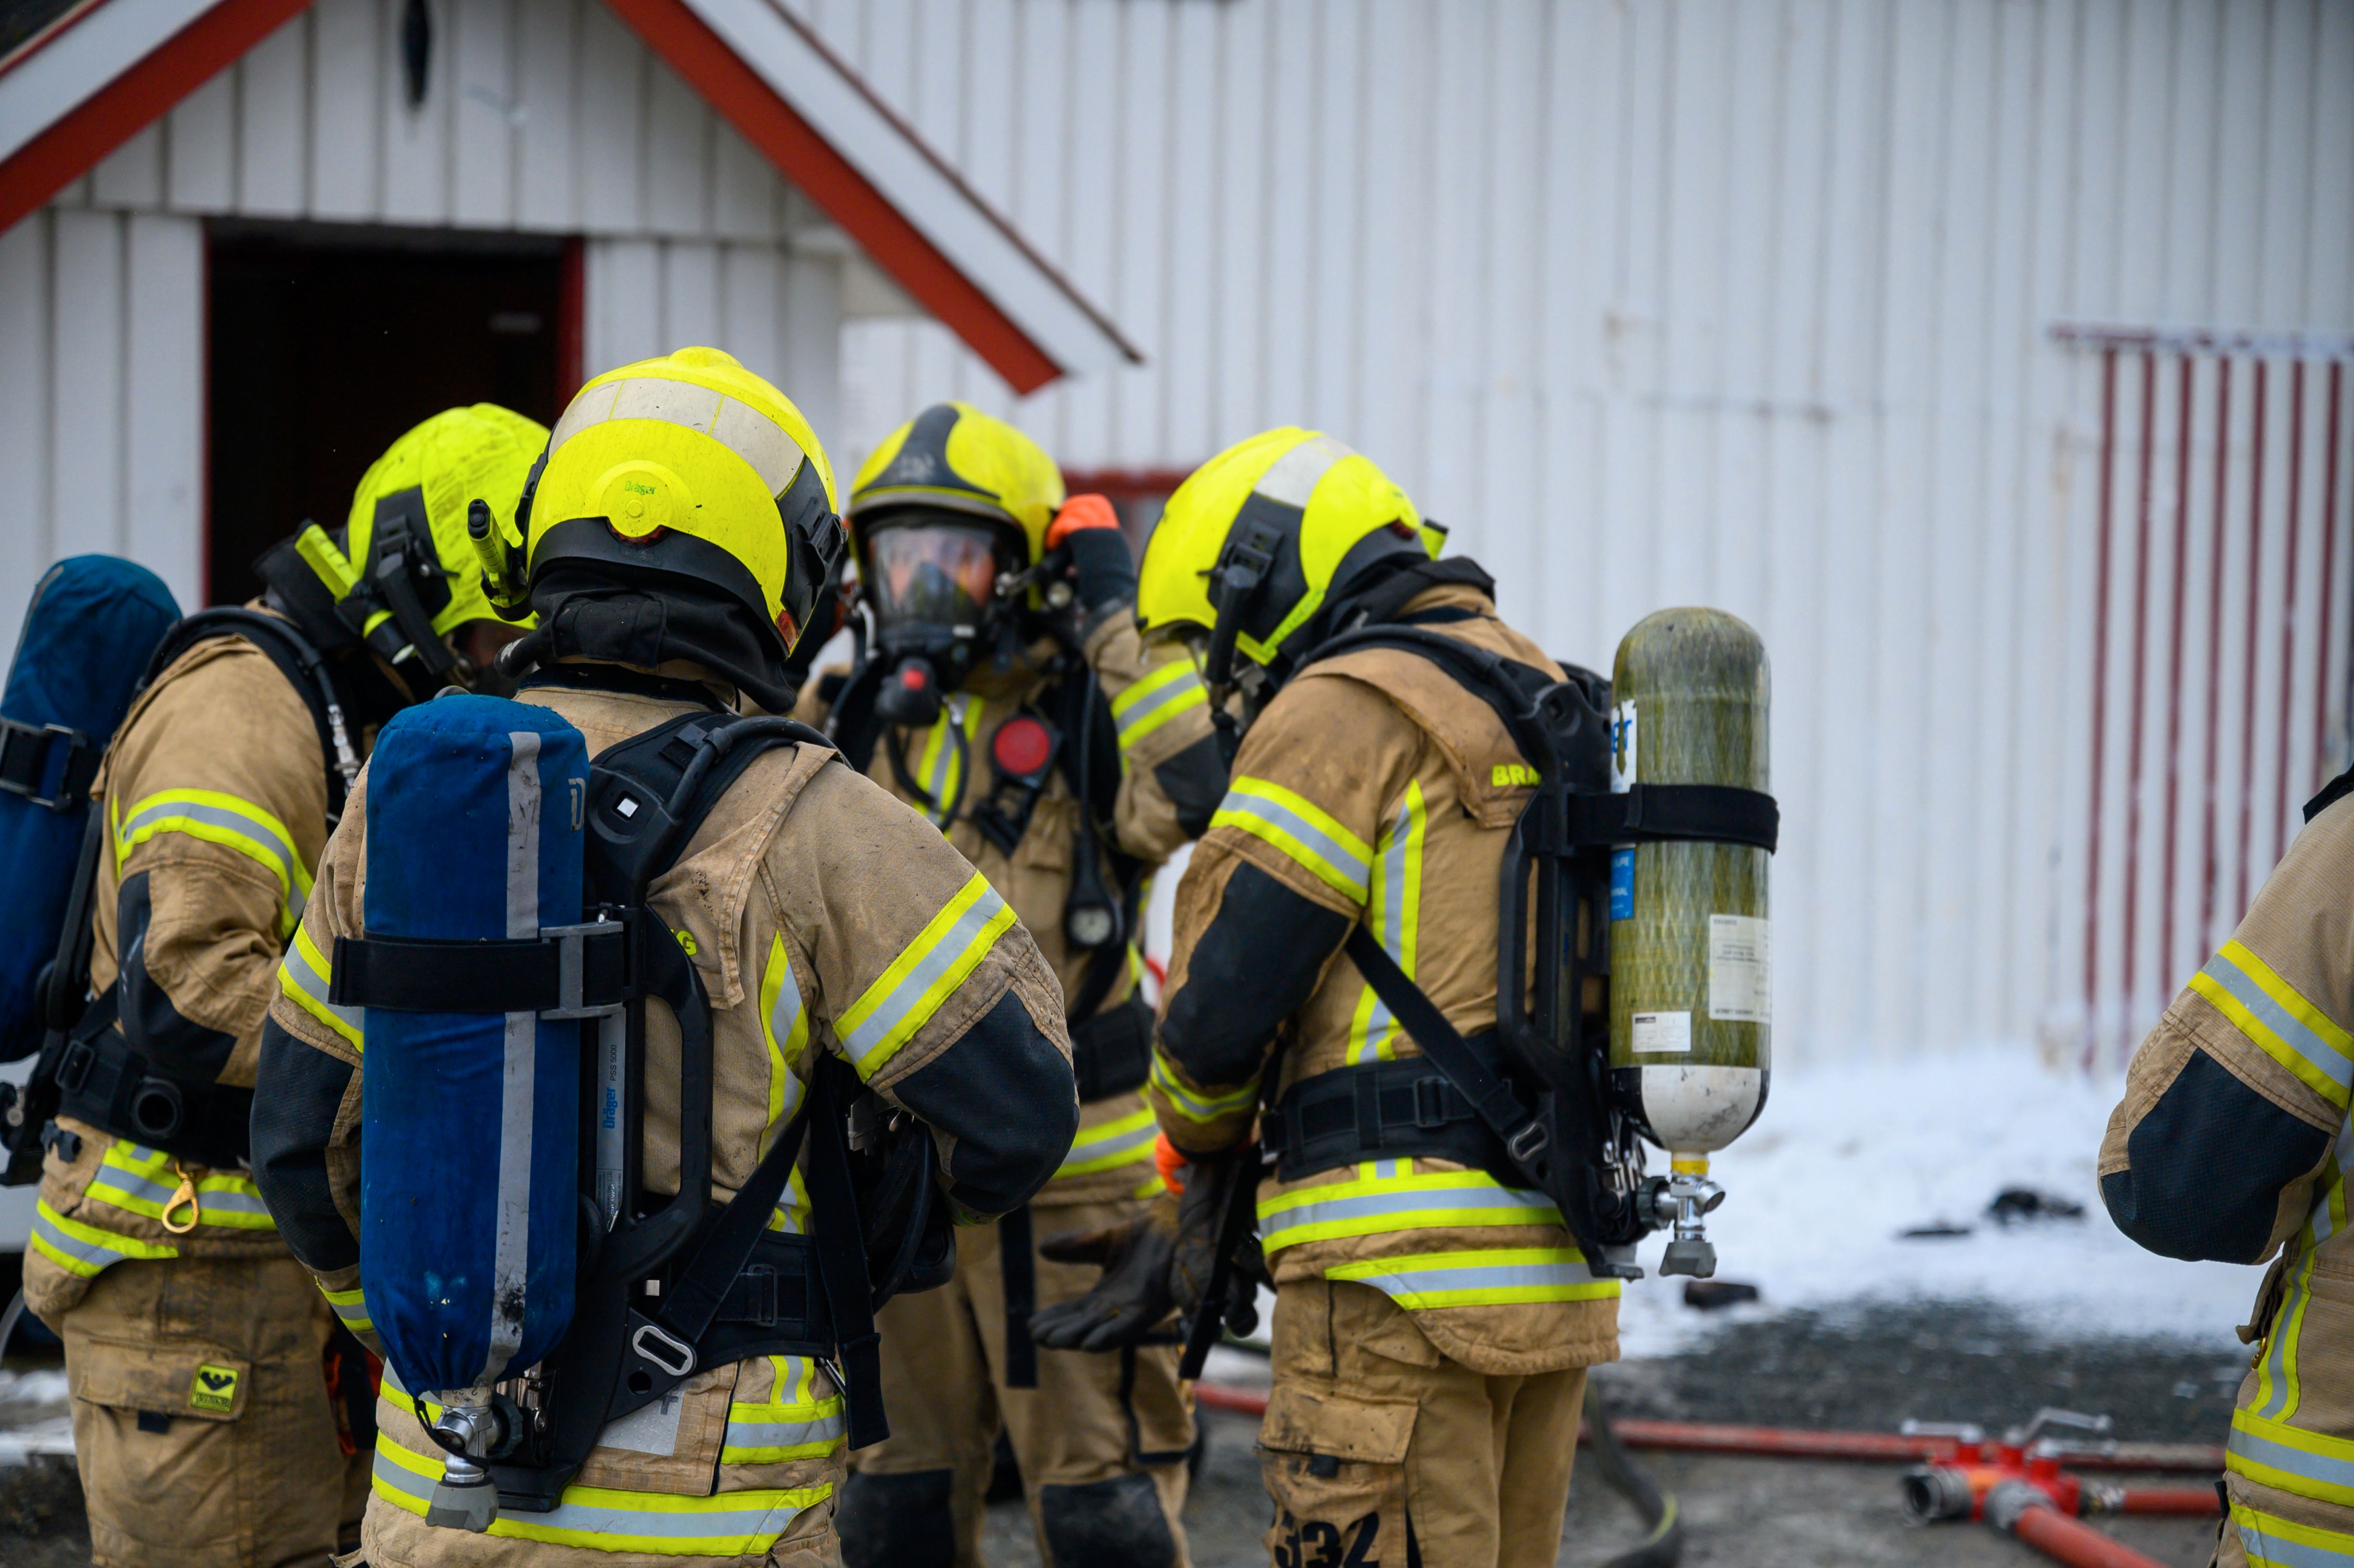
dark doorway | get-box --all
[205,223,579,605]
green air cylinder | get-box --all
[1606,608,1771,1170]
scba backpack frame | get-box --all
[333,696,948,1528]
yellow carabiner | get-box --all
[161,1160,201,1235]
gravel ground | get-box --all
[4,1298,2241,1566]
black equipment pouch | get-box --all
[1070,991,1153,1104]
[2,611,355,1185]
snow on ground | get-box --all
[1610,1042,2263,1358]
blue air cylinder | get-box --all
[359,696,587,1404]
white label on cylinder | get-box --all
[1632,1010,1692,1052]
[1708,914,1772,1022]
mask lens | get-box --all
[864,522,1008,636]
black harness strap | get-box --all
[800,1058,889,1447]
[999,1204,1039,1389]
[1266,1049,1509,1182]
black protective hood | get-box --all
[503,563,795,712]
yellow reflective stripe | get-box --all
[1348,781,1426,1064]
[2231,1499,2354,1565]
[757,934,814,1233]
[85,1140,276,1231]
[1110,657,1207,752]
[2230,1407,2354,1509]
[1326,1246,1621,1309]
[372,1433,829,1553]
[1054,1106,1159,1179]
[1148,1047,1257,1125]
[2191,942,2354,1110]
[721,1355,845,1464]
[278,922,363,1049]
[30,1199,178,1277]
[2258,1247,2322,1421]
[1211,776,1371,903]
[320,1282,373,1336]
[1259,1168,1563,1254]
[114,788,312,933]
[916,696,986,829]
[836,873,1015,1079]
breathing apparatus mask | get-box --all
[856,509,1030,728]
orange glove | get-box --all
[1045,492,1121,547]
[1153,1132,1190,1194]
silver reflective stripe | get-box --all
[1114,665,1203,744]
[840,883,1011,1070]
[90,1162,272,1219]
[2230,1425,2354,1494]
[371,1446,812,1540]
[485,731,542,1386]
[548,376,806,496]
[280,936,362,1040]
[1262,1183,1558,1238]
[1214,783,1371,897]
[2202,950,2354,1100]
[724,1415,844,1452]
[117,797,307,920]
[1254,434,1353,507]
[2237,1519,2354,1567]
[1342,1257,1586,1296]
[33,1209,123,1270]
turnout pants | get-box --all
[1260,1279,1585,1568]
[45,1253,368,1568]
[843,1197,1194,1568]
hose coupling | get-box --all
[1656,1155,1725,1278]
[425,1399,506,1533]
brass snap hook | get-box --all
[161,1159,201,1234]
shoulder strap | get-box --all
[585,712,829,901]
[2307,765,2354,825]
[150,608,359,824]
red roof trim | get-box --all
[0,0,314,236]
[603,0,1064,396]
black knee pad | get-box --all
[1037,1471,1178,1568]
[838,1468,958,1568]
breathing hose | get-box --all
[1581,1378,1685,1568]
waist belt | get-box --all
[1071,992,1152,1104]
[54,997,252,1170]
[1266,1040,1516,1184]
[683,1228,839,1369]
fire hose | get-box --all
[1195,1383,2218,1567]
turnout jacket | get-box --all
[1148,584,1621,1375]
[24,628,325,1320]
[259,678,1078,1557]
[801,612,1222,1207]
[2104,788,2354,1561]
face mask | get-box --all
[861,519,1024,720]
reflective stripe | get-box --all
[758,935,813,1234]
[549,376,808,498]
[721,1355,845,1464]
[1348,782,1426,1063]
[278,923,362,1049]
[115,788,311,933]
[1148,1048,1257,1126]
[372,1432,828,1554]
[2231,1407,2354,1508]
[2258,1247,2323,1421]
[321,1283,374,1336]
[85,1140,276,1232]
[2191,941,2354,1110]
[1054,1106,1158,1180]
[1259,1169,1562,1255]
[1326,1247,1622,1309]
[29,1199,177,1277]
[2305,1111,2354,1247]
[2233,1500,2354,1567]
[1254,433,1353,507]
[836,873,1015,1079]
[1111,658,1207,753]
[916,696,986,829]
[1211,776,1371,903]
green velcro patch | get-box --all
[189,1363,240,1414]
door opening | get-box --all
[205,223,579,606]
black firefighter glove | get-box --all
[1042,494,1137,644]
[1028,1143,1266,1353]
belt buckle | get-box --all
[630,1322,697,1378]
[539,920,626,1020]
[1506,1121,1549,1165]
[55,1039,95,1095]
[1412,1077,1449,1129]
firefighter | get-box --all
[795,403,1225,1567]
[22,406,548,1568]
[250,349,1081,1567]
[2104,770,2354,1566]
[1032,427,1625,1567]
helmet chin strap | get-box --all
[1201,518,1285,767]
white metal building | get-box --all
[815,0,2354,1069]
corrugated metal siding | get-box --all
[820,0,2354,1065]
[0,0,850,645]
